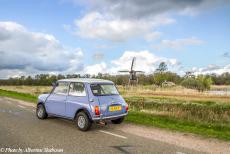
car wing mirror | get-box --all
[51,82,58,94]
[52,82,58,87]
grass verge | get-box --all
[126,111,230,140]
[0,89,37,103]
[0,88,229,140]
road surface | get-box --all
[0,97,210,154]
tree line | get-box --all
[0,62,229,91]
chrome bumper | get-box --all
[92,113,128,121]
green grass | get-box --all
[0,89,37,103]
[124,96,230,124]
[0,88,229,140]
[126,111,230,140]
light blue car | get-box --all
[36,78,128,131]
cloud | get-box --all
[111,50,180,74]
[74,12,174,42]
[94,44,110,49]
[84,50,180,75]
[222,52,230,58]
[160,37,204,50]
[144,31,162,42]
[68,0,229,42]
[93,52,104,61]
[84,62,107,74]
[0,69,26,79]
[73,0,228,19]
[192,64,230,75]
[0,21,84,78]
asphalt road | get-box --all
[0,97,203,154]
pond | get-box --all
[208,90,230,96]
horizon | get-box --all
[1,71,229,80]
[0,0,230,79]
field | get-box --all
[0,85,230,140]
[1,85,230,102]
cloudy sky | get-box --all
[0,0,229,78]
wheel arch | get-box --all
[37,101,45,107]
[36,101,48,119]
[74,108,92,121]
[37,102,47,112]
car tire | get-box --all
[36,104,48,119]
[111,117,124,124]
[75,111,92,131]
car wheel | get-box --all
[111,117,124,124]
[75,112,92,131]
[36,104,47,119]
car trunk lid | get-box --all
[97,95,125,117]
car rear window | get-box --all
[90,84,119,96]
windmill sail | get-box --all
[118,56,144,85]
[130,57,136,71]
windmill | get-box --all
[118,57,144,85]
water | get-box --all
[208,90,230,96]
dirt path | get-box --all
[115,123,230,154]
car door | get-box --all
[65,82,89,118]
[45,81,69,117]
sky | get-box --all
[0,0,230,78]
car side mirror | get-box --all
[52,82,58,87]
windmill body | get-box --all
[118,57,144,85]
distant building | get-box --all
[162,81,176,87]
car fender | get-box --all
[74,108,93,121]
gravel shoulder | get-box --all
[115,123,230,154]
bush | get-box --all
[181,76,212,91]
[181,78,205,91]
[197,75,213,90]
[153,72,181,86]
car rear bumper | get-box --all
[92,112,128,121]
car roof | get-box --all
[58,78,114,84]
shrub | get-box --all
[181,76,212,91]
[181,78,205,91]
[153,72,181,86]
[197,75,213,90]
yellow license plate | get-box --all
[109,106,122,112]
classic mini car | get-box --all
[36,78,128,131]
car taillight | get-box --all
[125,105,129,112]
[95,106,100,116]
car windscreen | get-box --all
[90,84,119,96]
